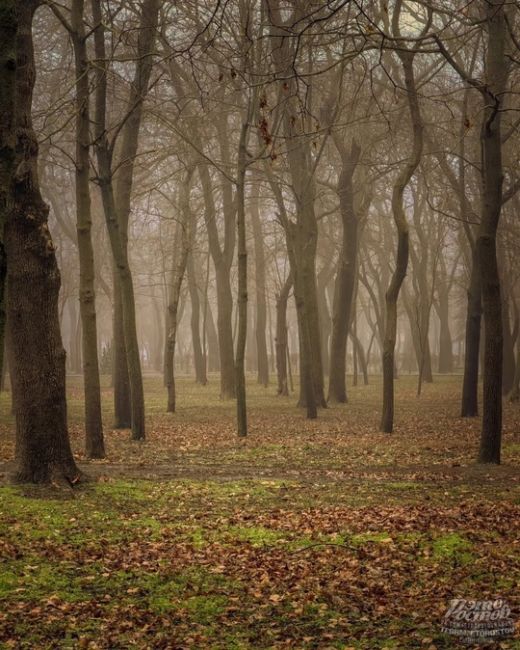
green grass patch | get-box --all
[227,525,287,547]
[431,532,474,565]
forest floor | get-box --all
[0,375,519,649]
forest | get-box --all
[0,0,519,648]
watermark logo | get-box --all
[441,598,515,644]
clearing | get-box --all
[0,375,519,649]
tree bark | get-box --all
[436,276,454,373]
[275,275,292,396]
[205,299,220,373]
[509,333,520,402]
[0,0,17,391]
[187,252,207,385]
[71,0,104,458]
[6,0,80,484]
[251,190,269,387]
[328,141,361,403]
[165,172,192,412]
[265,1,325,414]
[91,0,159,439]
[112,268,131,426]
[501,298,515,395]
[317,261,332,378]
[477,0,509,464]
[351,329,369,386]
[198,156,236,398]
[235,119,249,436]
[461,251,481,416]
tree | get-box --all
[91,0,160,439]
[0,0,17,387]
[435,0,511,463]
[328,139,361,403]
[264,0,330,415]
[251,184,269,387]
[5,0,80,484]
[380,3,426,433]
[70,0,104,458]
[165,169,193,412]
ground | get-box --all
[0,374,519,649]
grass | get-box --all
[0,375,519,648]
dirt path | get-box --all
[1,459,518,486]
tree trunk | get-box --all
[267,295,276,373]
[501,299,515,395]
[317,264,332,379]
[276,275,292,396]
[71,0,104,458]
[165,172,192,413]
[403,287,433,385]
[509,337,520,402]
[91,0,159,440]
[437,290,454,373]
[235,120,249,437]
[205,300,220,373]
[187,252,207,384]
[198,158,235,398]
[112,268,131,427]
[265,3,325,413]
[67,298,82,374]
[328,141,360,403]
[0,0,17,393]
[251,192,269,387]
[477,0,508,464]
[215,265,236,397]
[461,254,481,416]
[381,49,423,433]
[351,329,369,386]
[6,0,80,484]
[151,295,164,372]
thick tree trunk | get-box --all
[6,0,80,484]
[71,0,104,458]
[328,142,360,403]
[0,2,18,401]
[275,201,324,412]
[0,0,16,392]
[292,216,325,410]
[477,0,508,464]
[265,3,324,414]
[294,288,318,418]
